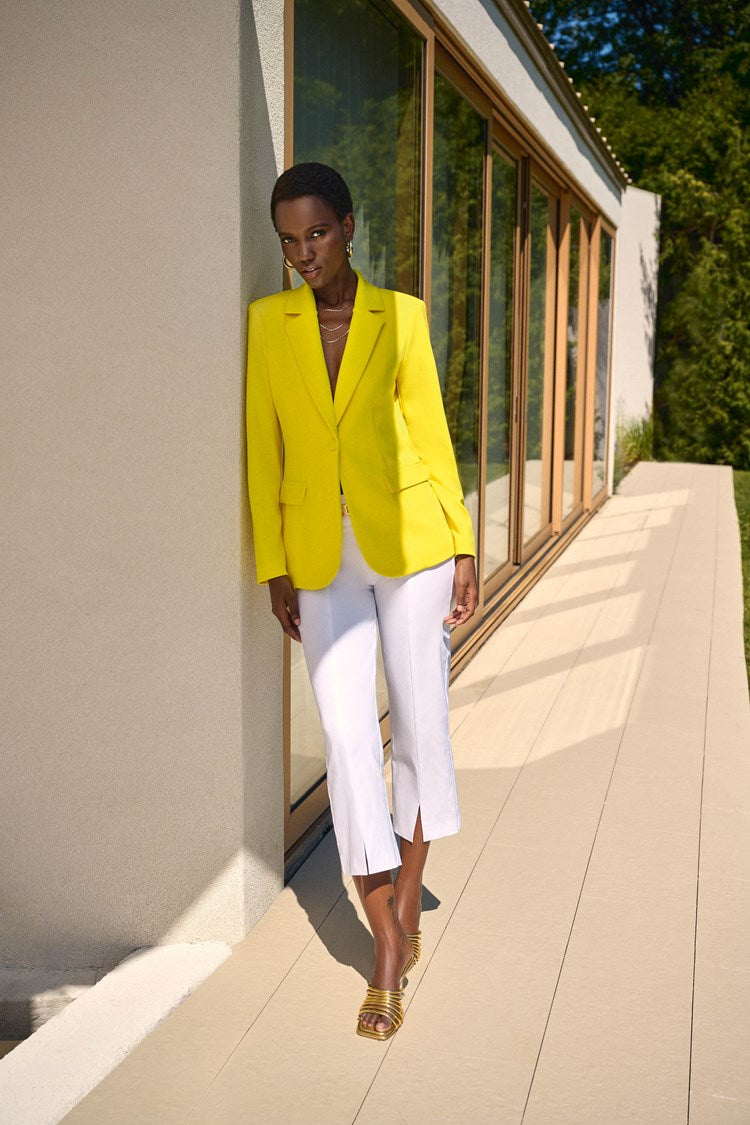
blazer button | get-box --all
[327,438,338,451]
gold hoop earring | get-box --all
[346,240,353,258]
[283,254,294,269]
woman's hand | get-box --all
[268,574,301,642]
[444,555,478,627]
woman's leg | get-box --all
[374,556,459,943]
[297,520,402,878]
[394,810,429,936]
[297,514,410,1033]
[351,872,414,1034]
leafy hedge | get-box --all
[531,1,750,469]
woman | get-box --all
[246,162,477,1040]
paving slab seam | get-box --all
[351,765,532,1122]
[519,464,702,1121]
[450,532,617,742]
[349,596,621,1125]
[62,464,736,1125]
[470,489,652,739]
[525,467,684,758]
[192,488,680,1125]
[518,711,640,1110]
[356,474,668,1124]
[449,597,565,743]
[178,882,352,1124]
[687,467,740,1123]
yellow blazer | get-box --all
[245,270,476,590]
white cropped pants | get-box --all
[297,506,461,877]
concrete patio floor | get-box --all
[65,460,750,1124]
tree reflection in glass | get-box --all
[483,150,517,578]
[592,231,613,496]
[525,182,553,541]
[290,0,423,812]
[431,72,485,541]
[294,0,422,294]
[563,207,583,517]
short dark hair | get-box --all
[270,162,354,229]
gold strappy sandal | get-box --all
[356,986,405,1040]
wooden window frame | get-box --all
[518,163,559,565]
[280,0,622,857]
[481,131,524,605]
[282,0,431,852]
[553,193,595,534]
[430,51,491,649]
[582,218,617,511]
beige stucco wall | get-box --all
[1,0,286,977]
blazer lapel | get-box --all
[283,283,336,433]
[334,271,385,423]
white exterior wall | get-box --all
[431,0,623,222]
[610,186,661,475]
[1,0,286,984]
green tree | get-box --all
[531,1,750,468]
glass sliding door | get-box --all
[285,2,620,851]
[288,0,424,844]
[294,0,422,294]
[483,147,517,580]
[592,229,614,496]
[523,179,556,549]
[561,206,586,520]
[430,71,485,542]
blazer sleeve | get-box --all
[397,299,477,558]
[246,302,287,583]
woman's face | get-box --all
[274,195,354,290]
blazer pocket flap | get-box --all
[384,462,430,493]
[279,479,307,505]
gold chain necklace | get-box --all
[319,325,351,344]
[317,299,353,345]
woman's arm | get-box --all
[396,300,477,560]
[397,299,478,625]
[267,575,301,642]
[246,304,303,639]
[246,303,288,584]
[444,556,478,626]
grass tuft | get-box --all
[614,413,654,491]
